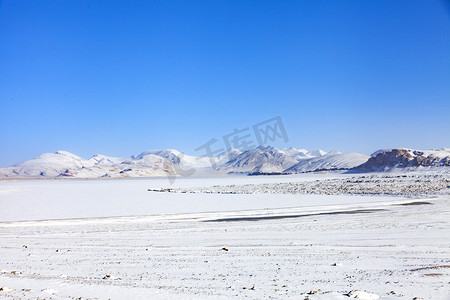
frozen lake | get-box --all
[0,174,413,222]
[0,175,449,299]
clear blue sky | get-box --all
[1,0,449,166]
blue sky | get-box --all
[0,0,449,166]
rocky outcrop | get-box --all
[353,148,450,172]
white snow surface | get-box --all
[0,173,449,299]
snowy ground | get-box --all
[150,173,450,197]
[0,173,449,299]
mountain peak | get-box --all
[55,150,79,157]
[135,149,182,160]
[255,145,276,151]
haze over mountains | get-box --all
[0,146,449,179]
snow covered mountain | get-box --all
[134,149,215,170]
[0,151,91,178]
[88,154,127,166]
[133,149,182,163]
[285,152,370,173]
[278,147,330,160]
[353,148,450,172]
[0,147,228,179]
[1,146,447,179]
[0,151,178,179]
[218,146,353,174]
[219,146,309,173]
[0,146,336,178]
[215,148,242,166]
[218,146,298,173]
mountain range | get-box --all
[0,146,449,179]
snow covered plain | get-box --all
[0,173,449,299]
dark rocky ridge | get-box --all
[353,149,450,172]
